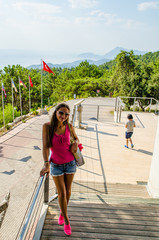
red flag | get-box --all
[43,61,55,75]
[29,76,33,87]
[2,82,7,97]
[19,79,27,88]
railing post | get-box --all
[72,99,85,127]
[133,97,136,111]
[115,97,117,111]
[149,98,152,112]
[119,106,122,122]
[44,176,49,203]
[72,108,75,123]
[155,101,158,115]
[116,97,119,123]
[73,105,77,127]
[77,104,83,128]
[97,105,99,121]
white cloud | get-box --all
[75,16,93,24]
[10,1,65,24]
[68,0,98,8]
[75,10,142,30]
[13,2,61,16]
[94,11,120,25]
[82,10,122,26]
[122,19,144,30]
[137,1,159,11]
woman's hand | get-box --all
[40,163,50,177]
[70,142,78,153]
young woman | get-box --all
[40,103,79,236]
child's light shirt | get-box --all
[126,120,135,132]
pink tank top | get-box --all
[50,124,74,164]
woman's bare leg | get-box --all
[53,175,69,224]
[64,173,75,204]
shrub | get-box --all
[134,106,140,111]
[0,104,20,128]
[32,110,38,115]
[6,124,11,130]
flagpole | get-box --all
[11,78,14,123]
[1,81,5,127]
[19,77,22,116]
[29,74,31,112]
[41,59,43,109]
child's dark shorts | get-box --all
[50,159,76,176]
[125,132,133,139]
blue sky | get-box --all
[0,0,159,68]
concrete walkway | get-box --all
[73,111,157,185]
[0,97,158,239]
[0,115,47,239]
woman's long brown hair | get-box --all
[47,103,70,148]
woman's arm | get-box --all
[70,123,79,153]
[40,123,50,176]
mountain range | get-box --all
[27,47,147,69]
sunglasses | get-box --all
[58,111,70,117]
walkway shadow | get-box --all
[1,170,15,175]
[73,181,106,194]
[77,134,96,140]
[20,156,32,162]
[89,117,97,120]
[83,155,99,161]
[0,145,3,157]
[82,144,97,149]
[87,127,118,137]
[79,168,102,176]
[132,149,153,156]
[96,194,109,205]
[34,146,41,150]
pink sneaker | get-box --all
[58,214,64,225]
[64,223,72,235]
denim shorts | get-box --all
[50,159,76,176]
[125,132,133,139]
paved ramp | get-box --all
[0,97,158,239]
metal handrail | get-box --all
[115,96,159,123]
[118,96,159,113]
[74,99,85,106]
[16,174,48,240]
[114,97,125,122]
[119,96,158,101]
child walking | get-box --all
[125,114,136,148]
